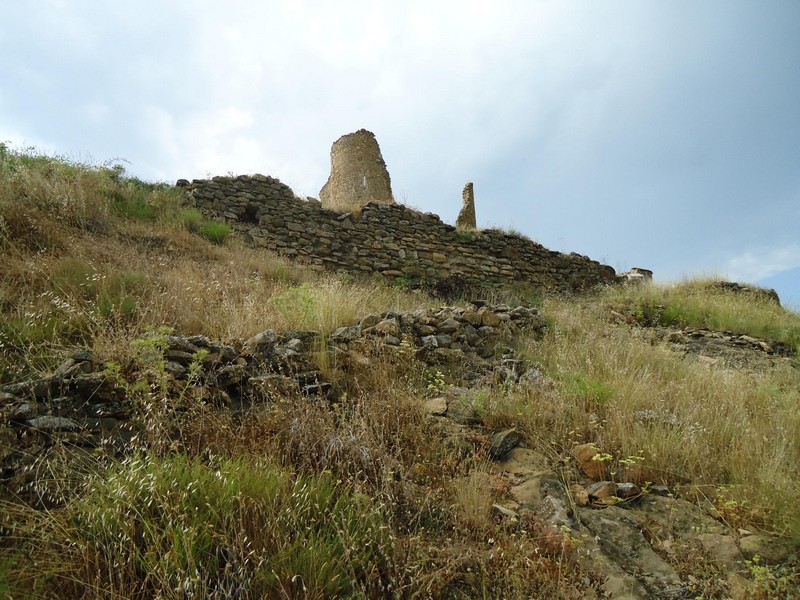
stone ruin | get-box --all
[183,173,618,294]
[179,130,624,294]
[618,267,654,282]
[319,129,394,211]
[456,181,476,229]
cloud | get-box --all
[1,1,799,282]
[724,244,800,283]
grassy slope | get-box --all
[1,146,799,598]
[0,146,438,382]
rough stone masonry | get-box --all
[456,182,477,229]
[319,129,395,211]
[183,174,617,293]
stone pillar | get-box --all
[456,182,476,229]
[319,129,394,212]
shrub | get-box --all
[113,194,158,220]
[487,225,534,242]
[455,227,479,241]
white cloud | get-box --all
[1,1,798,280]
[724,244,800,283]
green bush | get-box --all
[455,227,478,241]
[179,207,204,232]
[115,199,157,220]
[200,220,231,244]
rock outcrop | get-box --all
[618,267,653,282]
[0,303,545,496]
[319,129,394,211]
[2,303,792,597]
[456,182,476,229]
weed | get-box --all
[746,555,800,596]
[487,225,534,242]
[455,227,480,241]
[561,371,616,409]
[269,283,317,325]
[424,368,451,396]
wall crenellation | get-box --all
[184,174,617,293]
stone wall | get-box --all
[183,174,617,293]
[0,303,545,490]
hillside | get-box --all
[1,146,799,599]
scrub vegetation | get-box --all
[1,146,798,598]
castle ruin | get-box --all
[319,129,394,211]
[456,182,477,229]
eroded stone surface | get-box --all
[319,129,394,211]
[456,181,476,229]
[580,506,683,595]
[573,442,609,480]
[499,447,552,478]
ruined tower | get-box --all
[319,129,394,212]
[456,182,476,229]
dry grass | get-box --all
[3,146,799,597]
[1,348,598,599]
[607,278,800,346]
[485,289,800,536]
[0,146,438,382]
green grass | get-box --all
[179,207,204,231]
[0,454,390,599]
[608,279,800,350]
[199,219,232,244]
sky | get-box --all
[1,1,798,308]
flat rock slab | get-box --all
[423,397,448,416]
[579,506,683,597]
[489,428,522,459]
[499,447,551,477]
[699,533,744,567]
[510,478,543,506]
[739,533,795,564]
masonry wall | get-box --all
[183,175,617,292]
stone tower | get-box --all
[319,129,395,212]
[456,182,476,229]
